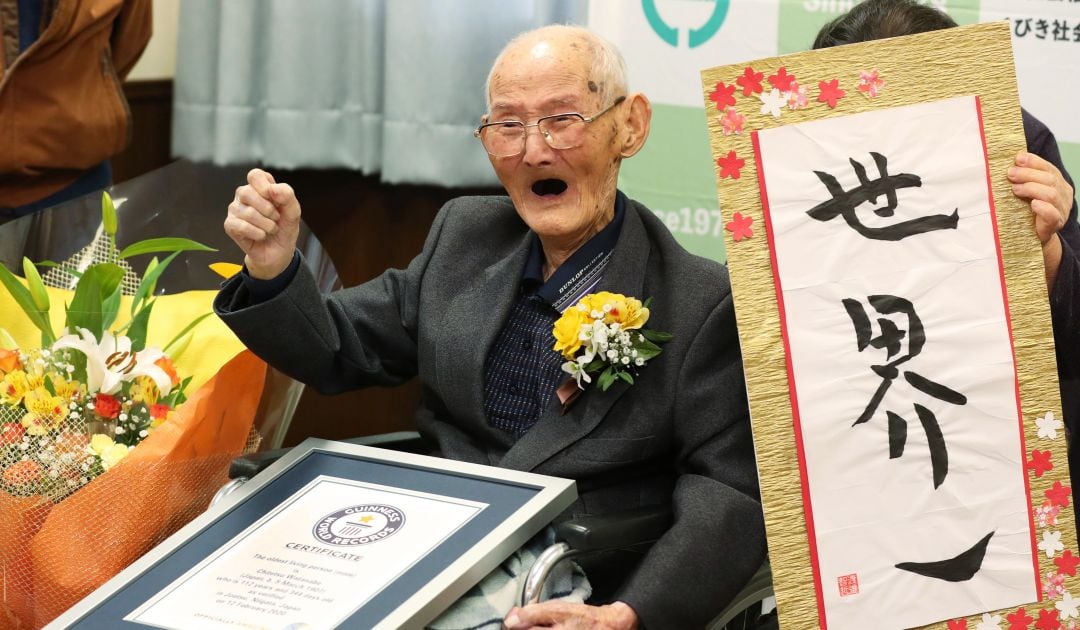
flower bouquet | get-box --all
[0,193,267,629]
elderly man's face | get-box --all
[485,37,624,248]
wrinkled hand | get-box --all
[1008,151,1075,288]
[503,601,638,630]
[224,168,302,279]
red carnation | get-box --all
[95,393,122,419]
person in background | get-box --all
[814,0,1080,535]
[215,24,766,630]
[0,0,151,219]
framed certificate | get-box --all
[47,438,578,630]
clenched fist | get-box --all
[224,168,302,279]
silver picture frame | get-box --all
[47,437,577,629]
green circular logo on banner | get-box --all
[642,0,729,48]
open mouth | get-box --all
[531,179,568,197]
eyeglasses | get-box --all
[474,96,627,158]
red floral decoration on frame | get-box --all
[1028,450,1054,477]
[716,151,746,180]
[1046,480,1072,508]
[1055,549,1080,576]
[725,212,754,242]
[1035,607,1061,630]
[857,68,885,98]
[767,67,797,92]
[946,619,967,630]
[818,79,845,109]
[1007,606,1034,630]
[709,82,737,110]
[736,66,764,96]
[720,107,746,135]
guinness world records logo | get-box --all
[312,504,405,546]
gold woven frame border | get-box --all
[701,22,1072,629]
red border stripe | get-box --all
[751,129,829,629]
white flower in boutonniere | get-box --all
[552,292,672,392]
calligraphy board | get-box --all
[702,22,1074,630]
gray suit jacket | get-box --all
[215,195,766,629]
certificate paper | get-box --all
[126,476,488,629]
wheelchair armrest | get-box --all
[522,504,674,606]
[228,431,428,480]
[555,504,673,553]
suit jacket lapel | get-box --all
[435,231,532,452]
[500,201,652,472]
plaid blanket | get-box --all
[427,527,591,630]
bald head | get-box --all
[485,25,628,112]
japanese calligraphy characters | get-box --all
[808,153,959,240]
[753,96,1037,629]
[843,295,967,489]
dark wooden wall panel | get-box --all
[113,80,173,183]
[116,79,502,447]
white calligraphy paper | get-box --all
[126,476,487,630]
[754,96,1037,629]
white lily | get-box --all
[561,360,592,389]
[52,328,173,396]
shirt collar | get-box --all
[522,191,626,312]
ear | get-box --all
[619,92,651,158]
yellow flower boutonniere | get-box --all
[552,292,672,391]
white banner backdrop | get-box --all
[589,0,1080,264]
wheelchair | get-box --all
[216,432,777,630]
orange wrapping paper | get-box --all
[0,350,267,629]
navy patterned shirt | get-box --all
[482,193,626,440]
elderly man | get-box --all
[215,25,765,630]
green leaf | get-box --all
[167,375,193,406]
[0,328,16,349]
[632,336,663,360]
[68,350,87,386]
[643,296,653,309]
[33,260,60,268]
[127,300,155,352]
[101,281,123,330]
[616,370,634,385]
[131,251,179,317]
[101,191,118,237]
[0,263,55,344]
[641,329,673,344]
[21,257,49,315]
[635,346,662,361]
[162,312,212,355]
[65,264,125,339]
[119,238,216,259]
[597,366,617,391]
[164,331,193,361]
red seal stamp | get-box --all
[837,573,859,597]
